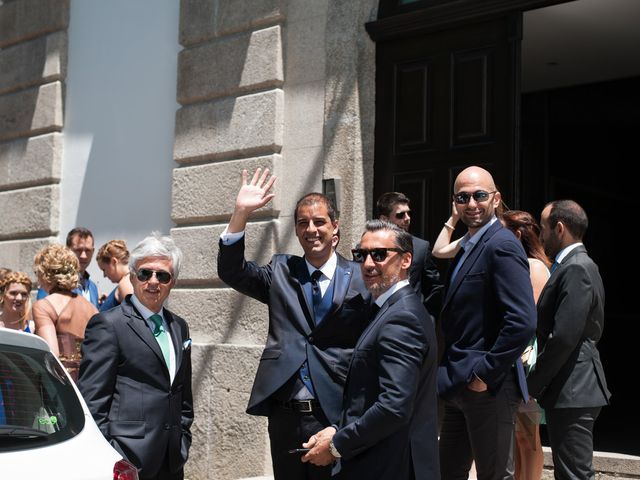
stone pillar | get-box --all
[0,0,69,271]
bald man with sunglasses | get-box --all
[79,233,193,480]
[438,166,536,480]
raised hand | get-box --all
[227,168,277,233]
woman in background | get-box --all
[32,244,98,381]
[96,239,133,312]
[0,271,34,332]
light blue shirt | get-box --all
[450,216,499,283]
[554,242,583,265]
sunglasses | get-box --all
[394,210,411,219]
[453,190,496,204]
[134,268,173,284]
[351,248,404,263]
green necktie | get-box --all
[150,314,170,369]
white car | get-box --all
[0,327,139,479]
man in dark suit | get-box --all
[527,200,610,480]
[438,166,536,480]
[302,219,439,479]
[79,233,193,480]
[217,168,370,480]
[376,192,443,315]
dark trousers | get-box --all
[546,407,601,480]
[268,404,332,480]
[439,374,521,480]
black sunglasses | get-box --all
[351,248,404,263]
[134,268,172,284]
[453,190,496,204]
[394,210,411,219]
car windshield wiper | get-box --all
[0,426,49,438]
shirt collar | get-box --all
[130,294,165,320]
[305,252,338,280]
[375,279,410,307]
[459,215,499,251]
[555,242,583,264]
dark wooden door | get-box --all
[374,15,521,242]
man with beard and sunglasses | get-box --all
[79,233,193,480]
[376,192,443,317]
[217,168,371,480]
[302,220,439,479]
[438,166,536,480]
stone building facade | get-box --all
[0,0,378,478]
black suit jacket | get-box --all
[332,286,439,480]
[409,235,443,316]
[527,245,611,409]
[78,296,193,478]
[217,237,370,424]
[438,221,537,400]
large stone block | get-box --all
[0,0,69,49]
[168,288,268,346]
[178,0,216,47]
[0,82,63,142]
[0,132,63,189]
[171,221,276,284]
[186,343,272,480]
[0,185,59,239]
[217,0,284,36]
[0,31,67,95]
[174,89,283,164]
[0,236,57,275]
[285,15,326,85]
[172,155,282,224]
[178,26,283,104]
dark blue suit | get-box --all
[332,285,439,480]
[217,237,370,479]
[438,221,536,480]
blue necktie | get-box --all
[150,314,170,369]
[550,260,560,273]
[311,270,323,322]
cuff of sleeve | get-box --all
[220,228,245,245]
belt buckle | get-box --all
[297,400,313,413]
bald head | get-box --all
[454,166,497,192]
[453,166,501,234]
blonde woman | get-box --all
[32,244,98,381]
[96,239,134,312]
[0,271,34,332]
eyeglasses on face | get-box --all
[452,190,496,204]
[134,268,172,284]
[351,248,404,263]
[394,210,411,219]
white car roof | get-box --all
[0,327,51,351]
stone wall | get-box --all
[0,0,68,271]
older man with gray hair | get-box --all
[79,232,193,480]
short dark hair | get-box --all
[375,192,410,218]
[66,227,94,247]
[363,219,413,255]
[294,193,338,223]
[546,200,588,240]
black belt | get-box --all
[276,399,321,413]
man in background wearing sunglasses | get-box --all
[79,233,193,480]
[438,166,536,480]
[217,168,370,480]
[302,220,439,479]
[376,192,443,318]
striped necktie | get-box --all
[150,314,170,369]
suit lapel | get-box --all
[330,256,352,316]
[442,221,502,310]
[123,300,167,369]
[166,310,183,373]
[354,286,411,350]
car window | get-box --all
[0,344,85,452]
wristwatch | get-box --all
[329,440,342,459]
